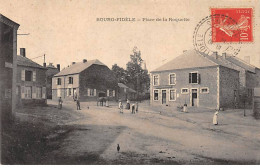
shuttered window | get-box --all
[94,89,96,96]
[36,87,42,98]
[189,72,200,84]
[42,87,46,99]
[33,71,36,81]
[21,70,25,81]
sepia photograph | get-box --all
[0,0,260,165]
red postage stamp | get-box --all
[211,8,253,43]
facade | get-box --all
[16,49,47,106]
[52,59,118,101]
[0,14,19,123]
[207,53,260,106]
[118,83,137,101]
[150,50,240,109]
[45,63,60,99]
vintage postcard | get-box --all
[0,0,260,165]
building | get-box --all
[207,53,260,106]
[118,83,137,101]
[45,63,60,99]
[150,50,240,109]
[16,48,47,106]
[52,59,118,101]
[0,14,19,123]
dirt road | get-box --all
[44,100,260,164]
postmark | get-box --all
[211,8,253,43]
[193,14,241,56]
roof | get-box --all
[152,50,220,72]
[118,83,136,93]
[0,14,20,30]
[54,59,106,76]
[17,55,46,69]
[151,50,243,73]
[225,56,256,73]
[118,83,128,89]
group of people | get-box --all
[119,99,138,114]
[58,94,81,110]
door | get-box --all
[162,90,166,104]
[191,89,198,107]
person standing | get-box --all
[213,110,219,125]
[58,97,63,110]
[119,101,123,113]
[76,96,81,110]
[135,102,138,113]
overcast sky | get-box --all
[1,0,260,70]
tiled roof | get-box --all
[54,59,106,76]
[17,55,46,69]
[151,50,219,72]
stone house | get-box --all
[16,48,47,106]
[206,52,260,107]
[150,50,240,109]
[0,14,19,122]
[118,83,137,101]
[52,59,118,101]
[45,63,60,99]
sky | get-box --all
[1,0,260,71]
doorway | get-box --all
[162,90,166,104]
[191,89,198,107]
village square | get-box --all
[1,0,260,165]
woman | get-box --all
[213,110,219,125]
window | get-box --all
[69,77,73,84]
[169,73,176,85]
[36,87,42,98]
[90,89,94,96]
[24,86,32,99]
[25,70,32,81]
[181,88,189,94]
[169,89,176,101]
[109,90,113,97]
[200,87,209,93]
[57,78,62,85]
[189,72,200,84]
[153,75,159,86]
[154,90,159,101]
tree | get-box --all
[112,64,127,84]
[126,47,150,97]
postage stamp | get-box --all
[193,15,241,56]
[211,8,253,43]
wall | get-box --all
[150,66,218,108]
[219,66,240,108]
[0,21,14,123]
[16,65,47,106]
[79,64,118,101]
[46,68,59,99]
[52,74,79,101]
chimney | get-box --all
[212,51,218,59]
[222,53,227,59]
[72,62,76,65]
[20,48,26,57]
[57,64,60,71]
[244,56,250,64]
[43,63,46,67]
[83,59,87,63]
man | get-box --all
[76,96,81,110]
[58,97,63,109]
